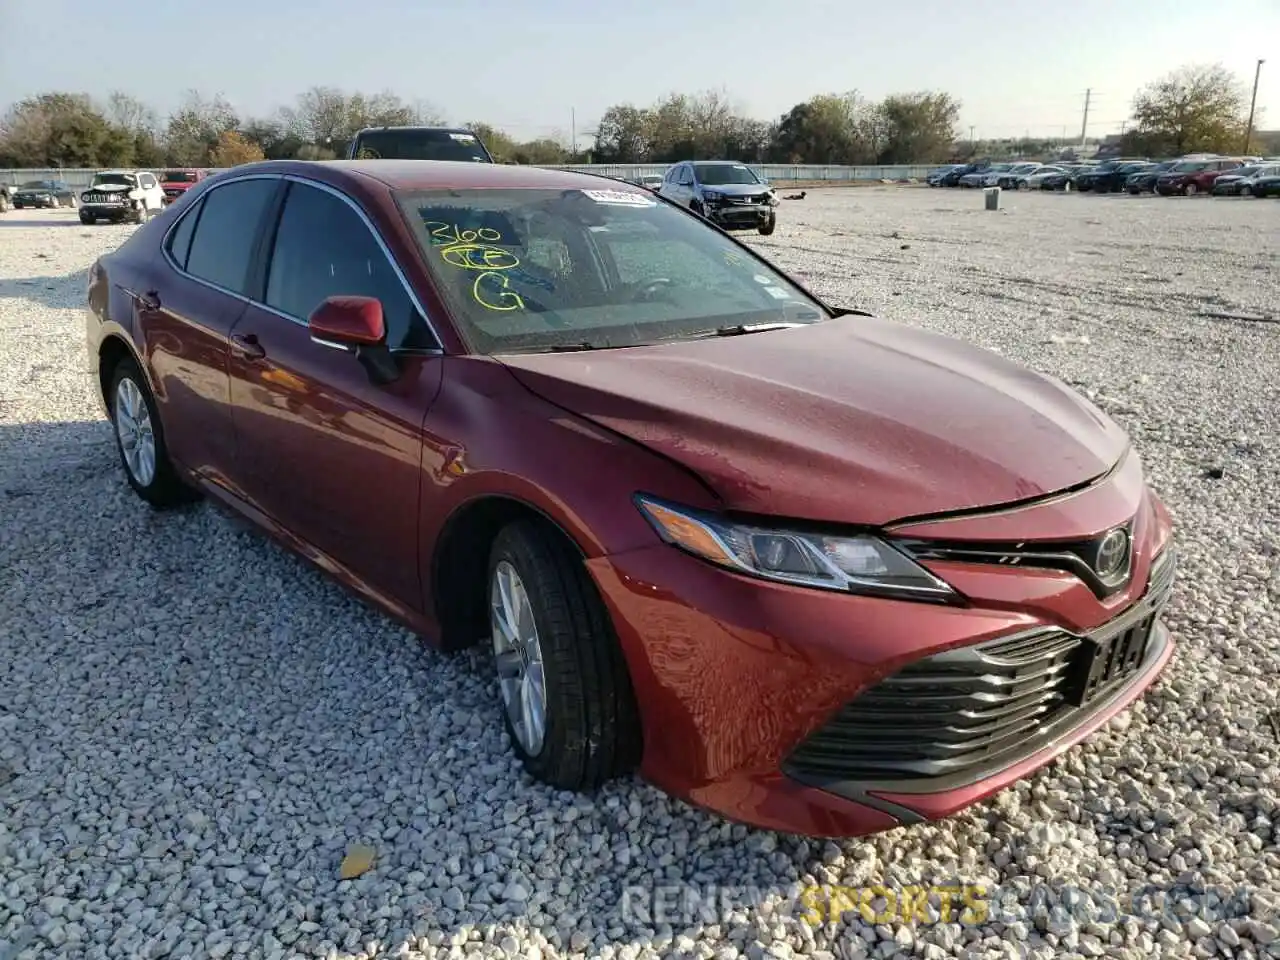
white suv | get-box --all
[79,170,166,225]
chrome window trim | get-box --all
[159,171,446,356]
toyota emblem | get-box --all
[1095,527,1130,581]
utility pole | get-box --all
[1243,60,1264,154]
[571,108,577,157]
[969,125,975,151]
[1079,89,1092,150]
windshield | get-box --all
[396,187,826,355]
[19,181,52,189]
[693,163,761,185]
[162,171,198,182]
[1009,164,1039,174]
[1170,161,1210,172]
[352,129,492,162]
[92,173,137,186]
[1230,165,1263,177]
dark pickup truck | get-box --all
[347,126,495,162]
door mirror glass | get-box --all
[308,295,387,347]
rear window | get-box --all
[395,187,825,355]
[351,129,492,162]
[162,171,199,182]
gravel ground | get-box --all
[1,190,1278,960]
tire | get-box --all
[1184,183,1198,196]
[107,355,198,508]
[1017,180,1029,191]
[1241,185,1253,197]
[49,197,60,209]
[690,200,704,218]
[487,519,642,791]
[758,213,777,236]
[134,203,148,224]
[79,213,94,225]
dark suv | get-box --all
[347,126,494,162]
[1155,158,1245,196]
[656,160,779,235]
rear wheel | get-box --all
[487,520,642,790]
[1184,183,1198,196]
[107,356,198,508]
[1241,185,1253,198]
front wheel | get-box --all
[108,356,199,508]
[1184,183,1198,196]
[1240,185,1253,197]
[488,520,642,790]
[79,212,94,225]
[758,213,777,236]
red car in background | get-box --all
[84,160,1177,837]
[159,168,210,205]
[1154,157,1245,196]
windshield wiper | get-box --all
[548,342,597,352]
[712,322,807,337]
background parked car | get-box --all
[347,125,495,162]
[1249,171,1280,198]
[1155,158,1245,196]
[1038,169,1077,191]
[989,162,1043,189]
[79,170,166,224]
[1074,160,1151,193]
[1125,161,1175,194]
[1211,163,1280,196]
[935,162,988,187]
[160,169,210,205]
[657,160,779,235]
[926,164,967,186]
[1012,165,1068,190]
[962,163,1009,187]
[10,179,78,209]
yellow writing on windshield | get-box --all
[423,219,525,311]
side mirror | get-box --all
[307,295,399,385]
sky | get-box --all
[0,0,1276,148]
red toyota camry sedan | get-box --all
[84,160,1177,837]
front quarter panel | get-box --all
[419,356,721,565]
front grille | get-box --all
[723,194,765,205]
[84,193,121,204]
[784,547,1175,786]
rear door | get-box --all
[225,176,443,608]
[130,175,282,486]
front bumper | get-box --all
[81,202,135,218]
[586,470,1176,837]
[703,201,774,229]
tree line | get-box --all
[0,63,1269,171]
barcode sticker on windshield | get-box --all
[450,133,477,142]
[581,189,656,206]
[764,286,791,299]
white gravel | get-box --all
[1,192,1279,960]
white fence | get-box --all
[1,163,939,190]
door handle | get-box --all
[230,333,266,361]
[125,288,161,310]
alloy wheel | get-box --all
[490,559,548,755]
[114,376,157,487]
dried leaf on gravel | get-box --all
[339,843,376,879]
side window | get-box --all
[264,182,431,350]
[184,178,278,295]
[166,198,202,270]
[140,173,157,189]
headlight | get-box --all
[702,190,723,202]
[635,496,957,601]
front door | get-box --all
[226,177,443,610]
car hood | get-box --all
[90,181,135,191]
[15,187,51,194]
[498,317,1129,526]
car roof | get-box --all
[219,159,652,194]
[353,125,478,134]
